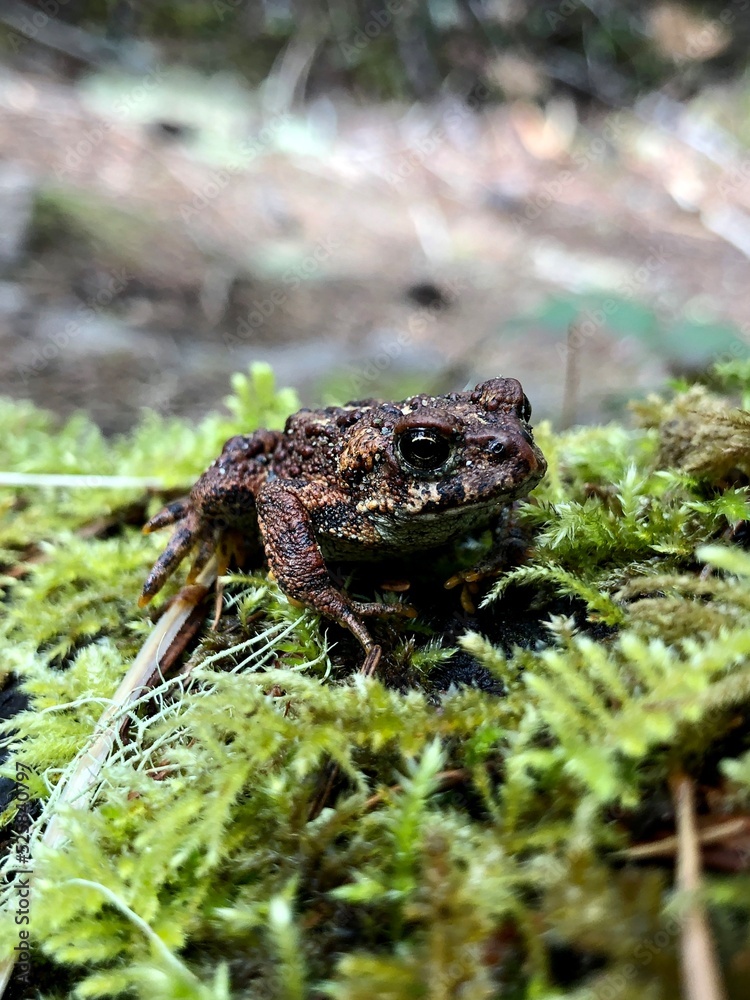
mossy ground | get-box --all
[2,363,750,999]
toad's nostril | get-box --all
[478,431,542,476]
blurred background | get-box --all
[0,0,749,433]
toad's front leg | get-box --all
[139,430,279,606]
[255,480,413,652]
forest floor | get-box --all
[1,64,750,432]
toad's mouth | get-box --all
[398,463,546,516]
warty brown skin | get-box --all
[140,376,547,652]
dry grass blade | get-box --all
[43,561,217,849]
[671,774,727,1000]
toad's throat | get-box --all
[318,495,508,559]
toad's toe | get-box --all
[140,521,203,606]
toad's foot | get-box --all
[256,480,415,653]
[139,501,217,607]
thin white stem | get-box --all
[0,472,167,489]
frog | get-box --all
[140,376,546,654]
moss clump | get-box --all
[2,362,750,999]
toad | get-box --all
[140,377,546,653]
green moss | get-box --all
[2,363,750,998]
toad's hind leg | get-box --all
[255,480,414,652]
[139,512,210,606]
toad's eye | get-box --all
[520,394,532,423]
[396,427,453,473]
